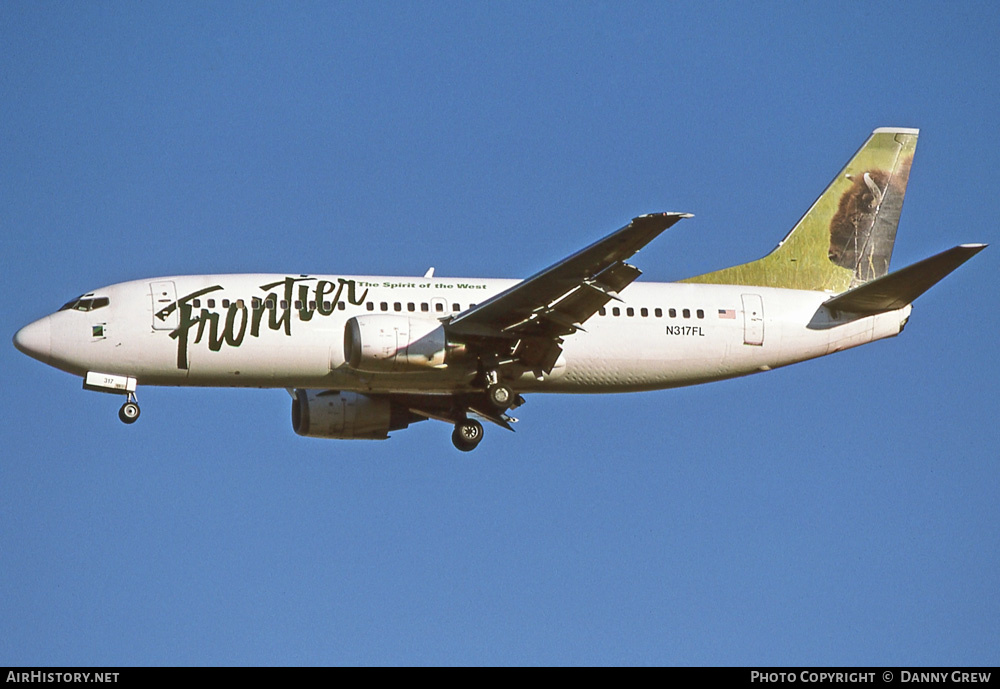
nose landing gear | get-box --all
[118,392,140,424]
[81,372,141,425]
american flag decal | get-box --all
[718,309,736,319]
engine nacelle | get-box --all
[344,315,456,372]
[291,389,418,440]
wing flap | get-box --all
[390,392,517,430]
[593,261,642,294]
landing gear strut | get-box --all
[118,392,140,425]
[452,418,484,452]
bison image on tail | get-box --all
[829,156,912,285]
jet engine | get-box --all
[291,389,421,440]
[344,315,465,372]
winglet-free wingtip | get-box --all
[631,212,693,230]
[636,212,693,219]
[628,212,694,233]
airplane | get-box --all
[12,128,986,451]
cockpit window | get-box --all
[59,296,110,312]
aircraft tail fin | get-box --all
[683,128,919,292]
[822,244,987,316]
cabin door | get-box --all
[150,281,179,330]
[741,294,764,346]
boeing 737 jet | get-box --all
[13,129,986,451]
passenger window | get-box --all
[207,299,216,308]
[252,298,262,309]
[599,307,606,316]
[683,308,690,318]
[394,302,401,312]
[294,301,302,309]
[223,299,231,308]
[612,307,621,317]
[669,308,677,318]
[626,307,634,317]
[640,307,648,317]
[366,302,374,311]
[236,299,245,309]
[308,301,316,310]
[452,303,460,312]
[265,299,276,309]
[380,302,388,311]
[323,301,332,310]
[697,309,704,319]
[280,300,288,309]
[338,302,346,310]
[407,303,415,312]
[421,303,429,312]
[655,308,662,318]
[193,299,201,308]
[435,303,444,312]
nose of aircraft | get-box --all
[13,316,52,364]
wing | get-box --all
[447,212,691,373]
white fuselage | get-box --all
[30,273,911,394]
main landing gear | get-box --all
[452,418,484,452]
[450,365,525,451]
[482,367,515,411]
[486,382,514,410]
[118,392,140,425]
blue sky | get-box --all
[2,2,997,666]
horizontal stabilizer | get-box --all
[823,244,987,316]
